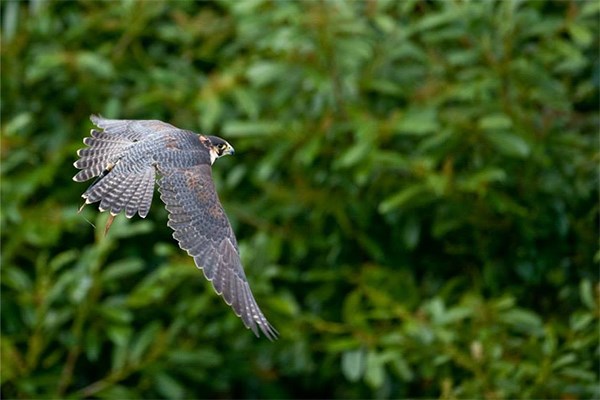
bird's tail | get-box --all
[78,163,156,218]
[73,120,155,219]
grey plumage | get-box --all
[73,115,277,340]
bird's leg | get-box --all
[104,214,116,236]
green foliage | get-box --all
[1,1,598,399]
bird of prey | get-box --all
[73,115,277,340]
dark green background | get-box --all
[1,1,598,398]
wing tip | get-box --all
[90,114,109,128]
[248,320,278,341]
[261,322,279,341]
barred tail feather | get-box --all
[125,167,155,218]
[107,172,139,215]
[82,167,155,218]
[83,171,124,210]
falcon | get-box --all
[73,115,277,340]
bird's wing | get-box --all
[89,115,177,141]
[157,164,278,340]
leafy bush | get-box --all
[1,1,598,399]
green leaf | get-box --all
[107,325,133,348]
[197,96,222,132]
[76,51,115,79]
[101,258,145,283]
[365,79,405,96]
[499,308,543,335]
[402,216,421,250]
[49,250,79,273]
[478,113,513,130]
[439,306,472,324]
[485,131,531,158]
[2,0,19,42]
[569,312,593,333]
[111,343,129,372]
[413,8,464,32]
[579,279,596,310]
[154,372,186,399]
[1,267,32,291]
[326,337,362,352]
[222,120,283,137]
[232,88,259,119]
[581,0,600,16]
[246,62,286,86]
[96,384,139,399]
[379,184,431,213]
[365,351,385,389]
[70,275,92,303]
[335,141,371,169]
[166,348,223,367]
[560,367,596,381]
[391,355,414,381]
[568,23,593,47]
[129,322,162,365]
[97,303,133,324]
[395,108,439,136]
[5,112,32,136]
[84,329,101,362]
[341,349,365,382]
[460,167,507,192]
[108,219,154,239]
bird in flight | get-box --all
[73,115,277,340]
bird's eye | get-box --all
[218,143,227,152]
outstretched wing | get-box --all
[157,164,277,340]
[89,114,177,141]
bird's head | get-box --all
[205,136,235,165]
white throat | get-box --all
[209,148,219,165]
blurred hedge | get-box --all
[1,1,598,399]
